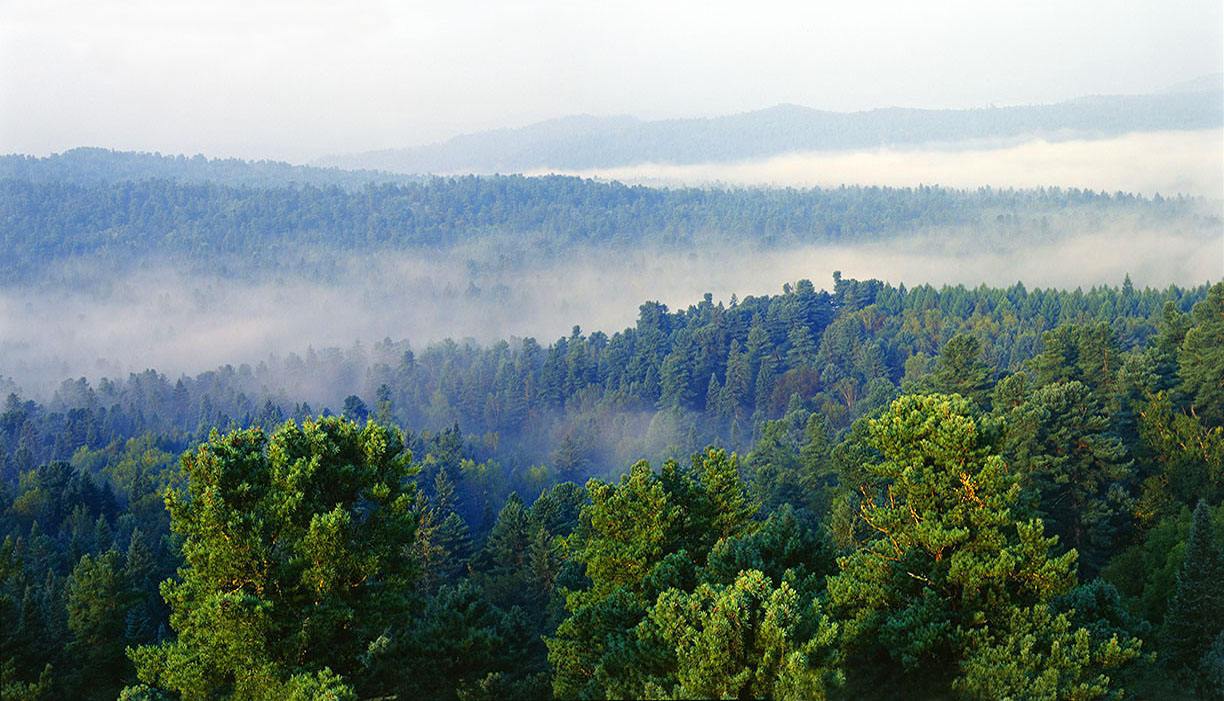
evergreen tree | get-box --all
[826,394,1117,697]
[1162,501,1224,673]
[925,334,993,407]
[785,326,818,369]
[1178,283,1224,426]
[1005,380,1134,573]
[658,349,694,410]
[65,550,131,699]
[1201,632,1224,700]
[126,418,418,698]
[956,603,1140,700]
[637,570,839,700]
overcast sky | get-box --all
[2,0,1221,162]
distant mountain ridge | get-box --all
[0,148,425,188]
[318,88,1224,174]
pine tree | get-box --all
[1201,632,1224,700]
[479,493,531,574]
[704,373,722,416]
[826,394,1103,696]
[434,512,472,582]
[122,528,158,644]
[785,326,818,369]
[956,603,1140,700]
[692,448,756,540]
[126,418,417,698]
[433,468,457,515]
[638,570,839,700]
[1005,380,1134,573]
[658,349,694,410]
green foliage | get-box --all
[65,550,133,698]
[363,581,529,700]
[1101,502,1224,625]
[1003,380,1134,572]
[1,659,53,701]
[3,174,1182,283]
[1178,283,1224,426]
[1137,392,1224,519]
[703,505,835,592]
[1161,502,1224,673]
[746,409,836,520]
[547,449,757,698]
[923,334,994,407]
[638,570,839,700]
[826,394,1089,695]
[1,277,1219,699]
[955,604,1141,701]
[576,461,679,599]
[127,417,418,699]
[1201,632,1224,700]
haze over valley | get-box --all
[1,3,1223,699]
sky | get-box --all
[1,0,1222,162]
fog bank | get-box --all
[1,224,1218,398]
[528,130,1224,198]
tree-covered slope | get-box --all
[3,279,1222,699]
[0,173,1202,283]
[0,148,422,189]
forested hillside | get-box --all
[0,169,1205,282]
[3,277,1222,699]
[5,1,1220,699]
[0,149,423,189]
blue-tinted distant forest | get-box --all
[0,149,1211,283]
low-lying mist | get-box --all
[526,130,1224,198]
[2,221,1218,400]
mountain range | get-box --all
[317,82,1224,174]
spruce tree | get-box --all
[926,334,993,407]
[65,550,130,699]
[1179,283,1224,427]
[1162,501,1224,671]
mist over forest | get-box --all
[1,147,1219,397]
[0,223,1219,400]
[1,8,1223,694]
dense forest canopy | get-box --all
[0,164,1211,283]
[0,143,1220,701]
[4,2,1221,698]
[3,275,1222,699]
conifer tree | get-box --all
[638,570,839,700]
[826,394,1124,697]
[1162,501,1224,672]
[1006,380,1134,572]
[1178,283,1224,427]
[926,334,993,407]
[126,417,418,699]
[66,550,131,699]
